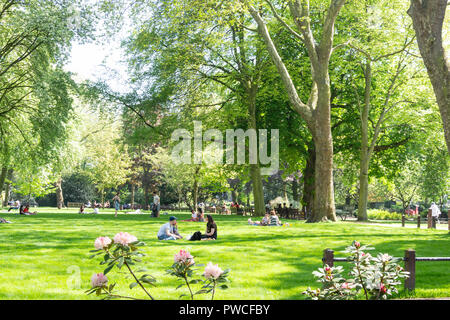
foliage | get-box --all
[87,235,230,300]
[303,241,409,300]
[367,209,402,221]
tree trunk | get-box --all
[2,169,13,207]
[100,189,105,206]
[302,143,315,218]
[0,166,8,205]
[144,185,150,209]
[246,83,266,215]
[408,0,450,154]
[130,183,135,209]
[292,178,299,205]
[309,78,337,222]
[250,164,265,215]
[193,166,200,212]
[55,178,64,209]
[357,63,372,221]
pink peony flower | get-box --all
[174,249,194,265]
[204,262,224,279]
[91,273,108,288]
[94,236,112,250]
[113,232,138,246]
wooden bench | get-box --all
[67,202,83,208]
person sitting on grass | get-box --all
[21,205,37,215]
[7,200,20,212]
[157,216,182,240]
[268,209,282,226]
[198,209,205,222]
[182,210,198,222]
[201,214,217,240]
[79,204,85,214]
[172,220,183,239]
[248,213,270,226]
[92,206,100,214]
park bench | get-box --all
[67,202,83,208]
[206,206,216,213]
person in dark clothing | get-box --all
[201,214,217,240]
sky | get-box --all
[64,40,131,94]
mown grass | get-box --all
[1,207,449,300]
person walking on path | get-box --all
[113,192,120,218]
[430,202,441,225]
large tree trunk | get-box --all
[408,0,450,154]
[311,79,336,222]
[55,178,64,209]
[302,143,315,218]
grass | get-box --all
[1,207,449,300]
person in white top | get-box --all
[430,202,441,224]
[152,191,160,217]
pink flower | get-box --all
[204,262,223,279]
[174,249,194,265]
[379,283,387,293]
[113,232,138,246]
[341,282,350,289]
[94,236,112,250]
[91,273,108,288]
[354,241,361,249]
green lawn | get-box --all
[1,207,449,300]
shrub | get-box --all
[367,209,402,220]
[303,241,409,300]
[87,233,230,300]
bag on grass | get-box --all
[189,231,202,241]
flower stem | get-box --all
[211,280,216,301]
[183,272,194,300]
[124,260,155,300]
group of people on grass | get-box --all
[157,214,217,241]
[247,209,288,227]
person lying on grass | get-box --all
[201,214,217,240]
[157,216,182,240]
[0,217,12,223]
[20,205,37,215]
[248,213,270,226]
[125,209,142,214]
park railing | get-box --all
[322,248,450,291]
[399,209,450,231]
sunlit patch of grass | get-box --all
[1,207,449,299]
